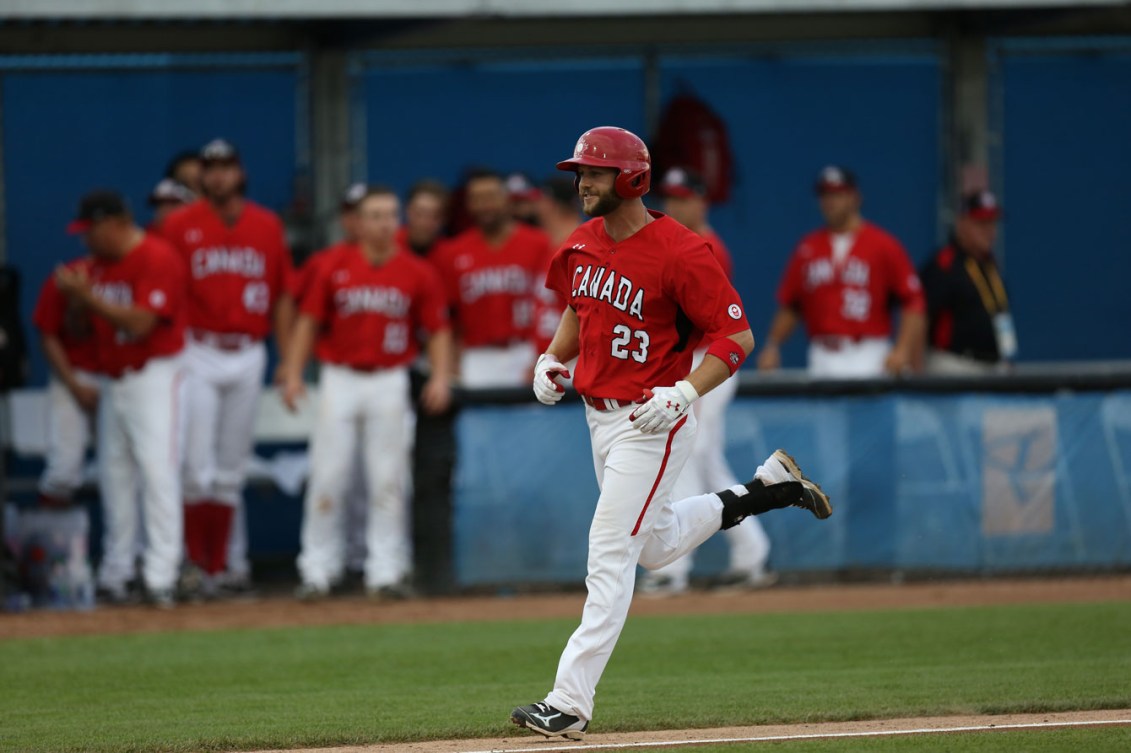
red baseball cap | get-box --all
[962,189,1002,221]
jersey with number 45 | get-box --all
[160,199,293,338]
[546,211,750,402]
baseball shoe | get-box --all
[772,450,832,519]
[637,572,688,597]
[96,582,140,607]
[366,582,415,602]
[511,702,588,740]
[710,568,779,592]
[145,587,176,610]
[294,582,330,602]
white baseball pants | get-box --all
[96,354,185,593]
[651,363,770,586]
[297,364,414,590]
[182,340,267,507]
[38,370,98,501]
[808,337,890,378]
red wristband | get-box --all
[706,337,747,376]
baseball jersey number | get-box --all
[243,281,270,315]
[383,322,409,354]
[841,288,872,321]
[610,324,649,363]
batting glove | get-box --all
[533,353,571,405]
[629,380,699,434]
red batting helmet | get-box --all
[556,126,651,199]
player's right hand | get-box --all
[280,371,306,413]
[70,382,100,413]
[756,344,781,371]
[533,353,571,405]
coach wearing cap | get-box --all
[919,190,1016,375]
[758,166,926,378]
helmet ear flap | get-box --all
[614,168,650,199]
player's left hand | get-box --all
[629,380,699,434]
[54,265,92,302]
[420,374,452,415]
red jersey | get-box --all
[160,199,293,338]
[701,229,735,280]
[32,257,100,372]
[777,221,925,338]
[429,223,553,347]
[87,235,186,377]
[302,245,448,370]
[545,211,750,401]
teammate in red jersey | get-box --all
[32,256,99,507]
[638,166,774,596]
[280,186,452,599]
[510,127,832,740]
[146,178,194,234]
[757,166,925,377]
[55,190,187,607]
[429,168,553,387]
[159,138,295,595]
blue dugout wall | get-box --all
[1,54,305,384]
[454,389,1131,586]
[990,39,1131,362]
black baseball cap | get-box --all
[505,172,542,202]
[962,189,1002,221]
[658,166,707,198]
[814,165,858,195]
[148,178,195,206]
[200,138,240,165]
[67,190,130,234]
[340,182,368,210]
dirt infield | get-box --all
[247,710,1131,753]
[1,574,1128,640]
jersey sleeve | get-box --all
[885,237,926,314]
[411,261,450,334]
[299,256,335,324]
[134,245,183,320]
[665,238,750,341]
[32,275,64,334]
[544,246,573,301]
[269,216,295,305]
[776,244,806,310]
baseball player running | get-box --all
[159,139,294,595]
[55,190,187,608]
[280,186,452,598]
[510,127,831,739]
[639,167,773,595]
[32,255,99,508]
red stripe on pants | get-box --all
[631,416,688,536]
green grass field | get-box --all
[2,601,1129,753]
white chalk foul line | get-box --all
[467,718,1131,753]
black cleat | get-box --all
[511,702,589,740]
[773,449,832,519]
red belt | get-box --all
[582,395,633,411]
[189,329,258,352]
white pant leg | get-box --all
[545,407,702,722]
[39,371,96,500]
[119,356,185,591]
[297,365,360,588]
[181,342,222,503]
[361,368,413,589]
[213,344,266,507]
[97,376,141,590]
